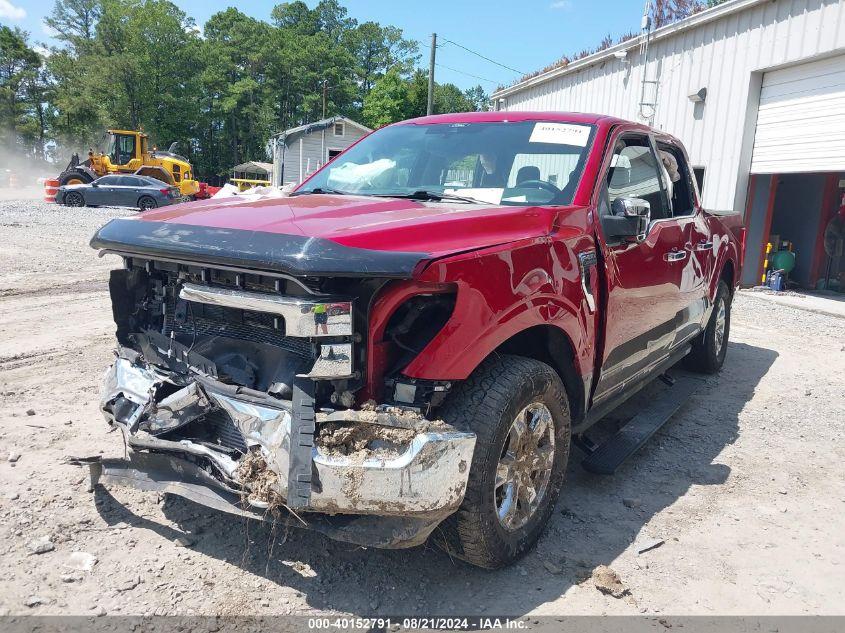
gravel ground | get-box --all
[0,199,843,618]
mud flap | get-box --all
[287,376,315,508]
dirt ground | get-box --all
[1,200,843,618]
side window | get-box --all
[97,176,120,185]
[657,142,696,216]
[606,136,671,221]
[693,167,705,195]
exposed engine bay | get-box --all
[91,255,475,548]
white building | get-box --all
[493,0,845,288]
[270,116,371,187]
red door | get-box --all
[656,137,713,333]
[592,133,697,406]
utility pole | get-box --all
[427,33,436,115]
[322,79,328,119]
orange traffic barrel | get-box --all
[44,178,60,203]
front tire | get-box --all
[436,355,571,568]
[63,191,85,207]
[685,280,731,373]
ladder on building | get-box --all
[638,0,659,126]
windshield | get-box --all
[298,120,596,206]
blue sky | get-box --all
[3,0,645,90]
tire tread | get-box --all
[436,354,570,568]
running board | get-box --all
[581,373,701,475]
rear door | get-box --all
[118,176,145,206]
[655,138,712,329]
[591,132,695,405]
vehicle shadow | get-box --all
[93,341,777,617]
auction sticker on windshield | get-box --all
[529,122,591,146]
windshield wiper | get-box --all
[290,187,348,196]
[372,190,488,204]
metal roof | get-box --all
[232,161,273,173]
[272,116,372,142]
[493,0,772,99]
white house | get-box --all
[492,0,845,289]
[270,116,372,187]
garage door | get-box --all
[750,54,845,174]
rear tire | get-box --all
[63,191,85,207]
[685,280,731,373]
[436,355,571,569]
[138,196,157,210]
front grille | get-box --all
[164,295,315,359]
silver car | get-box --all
[57,174,183,210]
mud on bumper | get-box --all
[92,356,476,548]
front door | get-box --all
[110,134,137,168]
[592,133,693,405]
[87,176,116,205]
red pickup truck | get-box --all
[88,112,742,568]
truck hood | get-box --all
[91,193,563,278]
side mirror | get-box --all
[611,197,650,218]
[604,197,650,241]
[91,182,99,187]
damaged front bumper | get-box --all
[93,355,476,548]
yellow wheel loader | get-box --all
[57,130,201,198]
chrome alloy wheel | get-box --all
[714,296,727,356]
[495,402,556,531]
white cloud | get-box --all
[0,0,26,20]
[549,0,574,9]
[34,44,51,58]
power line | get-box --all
[439,38,525,76]
[434,62,497,85]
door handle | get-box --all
[577,250,598,313]
[695,240,713,251]
[664,250,687,262]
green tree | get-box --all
[345,21,418,105]
[44,0,102,51]
[464,85,489,112]
[362,67,409,128]
[404,69,430,118]
[8,0,430,179]
[271,1,319,33]
[19,51,56,162]
[0,27,42,154]
[435,82,474,114]
[197,8,275,176]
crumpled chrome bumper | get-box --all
[96,356,475,544]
